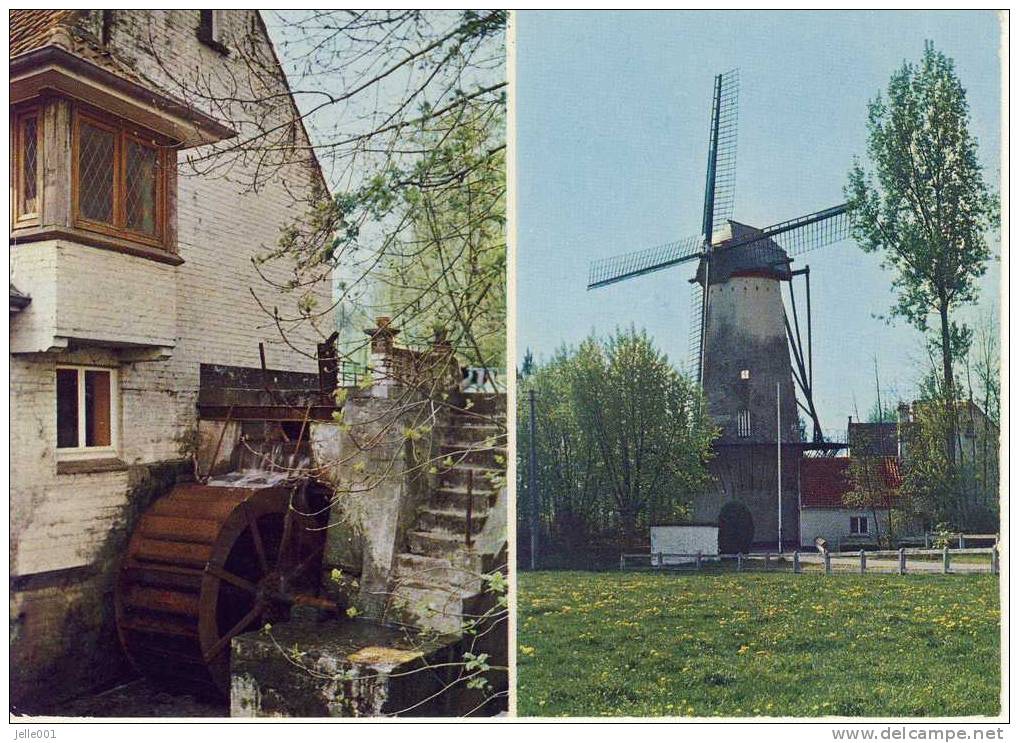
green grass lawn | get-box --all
[517,571,1000,718]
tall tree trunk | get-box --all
[938,299,958,470]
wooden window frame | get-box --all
[849,516,869,536]
[197,10,230,55]
[71,107,170,250]
[55,365,120,460]
[12,106,43,227]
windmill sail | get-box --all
[722,203,850,258]
[702,69,739,244]
[587,233,703,289]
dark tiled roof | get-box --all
[848,421,899,457]
[800,456,902,509]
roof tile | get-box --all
[800,456,901,509]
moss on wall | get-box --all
[10,459,191,712]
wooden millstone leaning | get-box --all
[115,483,328,697]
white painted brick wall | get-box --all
[10,10,333,577]
[10,241,177,352]
[799,508,891,549]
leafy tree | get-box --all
[517,349,607,555]
[893,309,999,534]
[377,105,506,367]
[517,330,717,556]
[567,329,716,544]
[898,391,964,530]
[846,41,999,468]
[519,348,536,379]
[843,453,897,546]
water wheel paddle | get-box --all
[115,482,328,697]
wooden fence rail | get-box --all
[621,545,999,576]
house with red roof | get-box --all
[798,456,903,550]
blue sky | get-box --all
[514,10,1002,433]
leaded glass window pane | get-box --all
[22,116,38,215]
[78,122,115,224]
[125,139,157,235]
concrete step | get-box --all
[439,443,506,468]
[387,584,465,635]
[393,553,484,594]
[438,464,503,492]
[431,486,499,512]
[408,529,474,558]
[451,392,506,417]
[441,421,504,444]
[417,506,488,535]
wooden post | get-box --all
[765,552,771,571]
[942,544,950,574]
[696,551,703,571]
[465,469,474,550]
[898,547,906,575]
[824,551,831,575]
[793,551,801,574]
[859,549,866,574]
[316,331,340,396]
[992,546,999,575]
[202,405,234,482]
[737,553,743,572]
[656,551,663,571]
[959,534,965,549]
[924,532,930,549]
[620,554,625,571]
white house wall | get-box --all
[799,508,891,549]
[10,10,334,705]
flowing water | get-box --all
[205,440,311,488]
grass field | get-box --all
[517,571,1000,717]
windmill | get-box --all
[586,70,851,548]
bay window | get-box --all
[73,110,168,245]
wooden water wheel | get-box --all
[115,482,330,697]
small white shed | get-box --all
[650,525,719,565]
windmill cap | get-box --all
[694,219,793,286]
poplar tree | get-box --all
[846,41,998,468]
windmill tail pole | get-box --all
[699,257,710,385]
[777,381,783,554]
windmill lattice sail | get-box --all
[587,234,703,289]
[725,203,851,258]
[703,68,740,243]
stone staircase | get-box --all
[388,393,507,635]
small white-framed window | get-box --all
[56,366,119,457]
[850,516,869,535]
